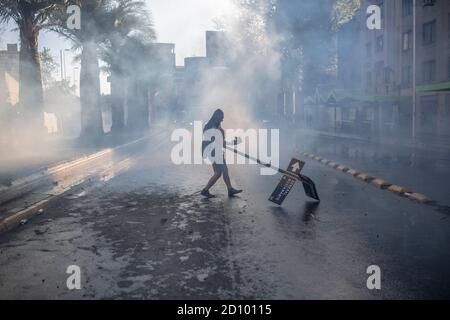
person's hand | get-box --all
[233,137,243,145]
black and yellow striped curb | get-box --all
[301,151,434,204]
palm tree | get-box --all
[0,0,66,132]
[50,0,114,139]
[100,0,156,133]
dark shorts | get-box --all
[212,157,227,173]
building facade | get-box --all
[315,0,450,143]
[0,44,20,109]
[149,43,176,123]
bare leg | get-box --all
[223,166,243,196]
[204,172,222,191]
[222,168,232,190]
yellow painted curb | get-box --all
[347,169,360,176]
[327,162,339,168]
[388,185,409,194]
[302,151,435,206]
[371,179,391,189]
[407,193,433,203]
[357,173,374,182]
[336,165,349,172]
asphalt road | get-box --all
[0,127,449,299]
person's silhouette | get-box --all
[201,109,243,198]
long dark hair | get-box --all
[204,109,224,131]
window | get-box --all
[448,13,450,38]
[402,31,412,51]
[375,61,384,84]
[423,0,436,7]
[422,60,436,82]
[366,43,372,57]
[402,0,413,17]
[366,72,372,87]
[365,108,375,121]
[342,108,350,121]
[402,66,412,87]
[349,108,357,121]
[376,36,384,52]
[384,67,392,84]
[375,61,384,72]
[423,20,436,45]
[448,56,450,79]
[379,1,385,19]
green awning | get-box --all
[417,81,450,92]
[304,87,413,106]
[305,94,411,105]
[346,95,412,103]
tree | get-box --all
[0,25,5,45]
[100,0,156,133]
[40,47,59,89]
[270,0,361,97]
[50,0,113,139]
[332,0,361,31]
[122,38,152,132]
[0,0,66,133]
[211,0,280,117]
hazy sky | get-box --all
[150,0,237,64]
[0,0,237,94]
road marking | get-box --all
[336,165,349,172]
[406,192,433,203]
[347,169,360,177]
[388,185,409,194]
[371,178,391,189]
[357,173,374,182]
[327,162,339,168]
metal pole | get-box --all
[60,50,64,81]
[412,0,417,141]
[63,51,66,80]
[224,145,309,183]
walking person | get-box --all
[201,109,243,198]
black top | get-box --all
[202,124,225,157]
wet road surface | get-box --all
[296,129,450,207]
[0,128,450,299]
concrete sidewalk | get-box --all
[0,133,146,187]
